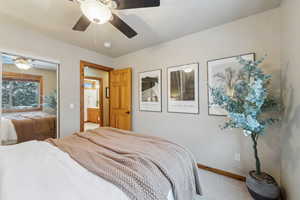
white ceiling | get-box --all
[0,0,281,58]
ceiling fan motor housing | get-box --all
[79,0,113,24]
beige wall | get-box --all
[280,0,300,199]
[84,67,110,126]
[0,13,113,137]
[114,8,282,180]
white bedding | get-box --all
[0,117,17,145]
[0,141,174,200]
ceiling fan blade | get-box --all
[110,14,137,38]
[114,0,160,10]
[72,15,91,31]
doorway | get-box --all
[84,77,103,130]
[80,61,113,132]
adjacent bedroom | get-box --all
[0,0,299,200]
[1,53,59,145]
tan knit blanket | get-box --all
[13,117,56,143]
[47,127,201,200]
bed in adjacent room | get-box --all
[1,53,59,146]
[0,111,56,145]
[0,127,201,200]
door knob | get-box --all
[125,111,131,114]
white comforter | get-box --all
[0,141,174,200]
[0,118,17,145]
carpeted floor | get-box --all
[84,122,100,131]
[196,169,252,200]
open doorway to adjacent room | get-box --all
[84,77,103,130]
[80,61,113,132]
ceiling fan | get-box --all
[69,0,160,39]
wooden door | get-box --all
[110,68,132,130]
[87,108,100,123]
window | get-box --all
[2,72,43,112]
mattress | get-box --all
[3,111,52,119]
[0,141,175,200]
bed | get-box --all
[0,111,56,145]
[0,127,202,200]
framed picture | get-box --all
[139,69,162,112]
[207,53,255,116]
[105,87,110,98]
[167,63,199,114]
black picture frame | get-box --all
[207,52,256,116]
[105,87,110,98]
[167,63,200,114]
[138,69,162,112]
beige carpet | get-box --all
[197,169,252,200]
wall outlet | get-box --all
[234,153,241,162]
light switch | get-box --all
[234,153,241,162]
[70,103,75,109]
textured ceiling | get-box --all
[0,0,281,57]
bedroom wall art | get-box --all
[105,87,110,98]
[167,63,199,114]
[207,53,255,116]
[139,69,162,112]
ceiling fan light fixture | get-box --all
[183,68,193,73]
[14,58,33,70]
[80,0,112,24]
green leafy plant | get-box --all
[210,56,281,176]
[44,90,57,113]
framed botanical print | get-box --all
[139,69,162,112]
[167,63,199,114]
[207,53,255,116]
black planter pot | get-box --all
[246,171,280,200]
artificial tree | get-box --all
[210,56,281,178]
[44,90,57,113]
